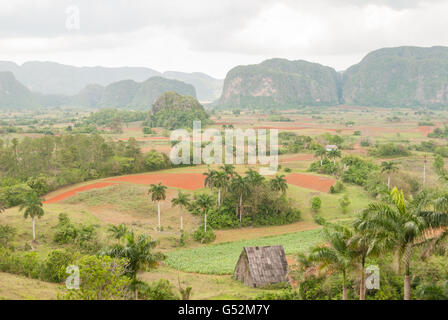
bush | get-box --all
[311,197,321,213]
[329,181,344,194]
[42,249,77,283]
[140,280,179,300]
[193,226,216,243]
[0,225,16,248]
[369,143,411,157]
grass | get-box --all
[0,272,60,300]
[165,228,323,275]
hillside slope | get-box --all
[218,58,341,108]
[342,46,448,107]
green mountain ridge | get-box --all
[0,72,196,111]
[342,46,448,107]
[218,58,341,108]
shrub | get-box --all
[140,280,179,300]
[42,249,77,283]
[193,226,216,244]
[311,197,321,213]
[329,181,344,194]
[369,143,411,157]
[0,225,16,248]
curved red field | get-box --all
[44,182,117,204]
[285,173,336,192]
[105,173,205,190]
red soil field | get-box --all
[118,137,169,141]
[105,173,206,190]
[285,173,336,192]
[415,126,433,135]
[280,154,315,162]
[44,182,117,204]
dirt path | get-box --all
[44,182,117,204]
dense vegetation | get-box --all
[147,92,210,129]
[0,134,171,206]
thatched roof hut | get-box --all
[233,246,288,288]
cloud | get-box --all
[0,0,447,77]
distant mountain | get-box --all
[98,76,196,110]
[71,84,104,108]
[0,71,38,109]
[0,61,222,102]
[342,46,448,107]
[162,71,223,102]
[0,61,160,96]
[218,58,341,109]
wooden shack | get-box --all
[233,245,288,288]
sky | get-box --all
[1,0,448,79]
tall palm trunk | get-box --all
[404,265,411,300]
[218,189,221,207]
[157,201,161,231]
[32,217,36,242]
[320,158,323,166]
[360,256,366,300]
[204,211,207,232]
[180,207,183,231]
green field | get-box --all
[165,228,323,274]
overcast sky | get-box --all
[1,0,447,78]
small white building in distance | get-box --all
[325,145,338,152]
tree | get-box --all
[328,149,341,165]
[245,168,265,185]
[203,168,217,192]
[311,196,322,214]
[60,255,131,300]
[148,183,167,231]
[269,175,288,193]
[230,174,250,223]
[213,171,228,207]
[339,195,351,214]
[355,187,448,300]
[380,161,399,189]
[349,223,383,300]
[310,224,356,300]
[108,224,130,243]
[195,194,214,232]
[171,191,190,231]
[314,147,327,166]
[19,191,44,242]
[220,164,236,179]
[103,232,164,300]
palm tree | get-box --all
[310,224,355,300]
[103,232,163,300]
[270,175,288,193]
[213,171,228,207]
[171,191,190,231]
[148,183,167,231]
[221,164,236,179]
[245,168,265,185]
[203,168,217,192]
[355,187,448,300]
[381,161,399,189]
[19,192,44,242]
[196,194,214,232]
[328,149,341,165]
[231,174,250,223]
[314,147,327,166]
[349,225,383,300]
[108,224,130,243]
